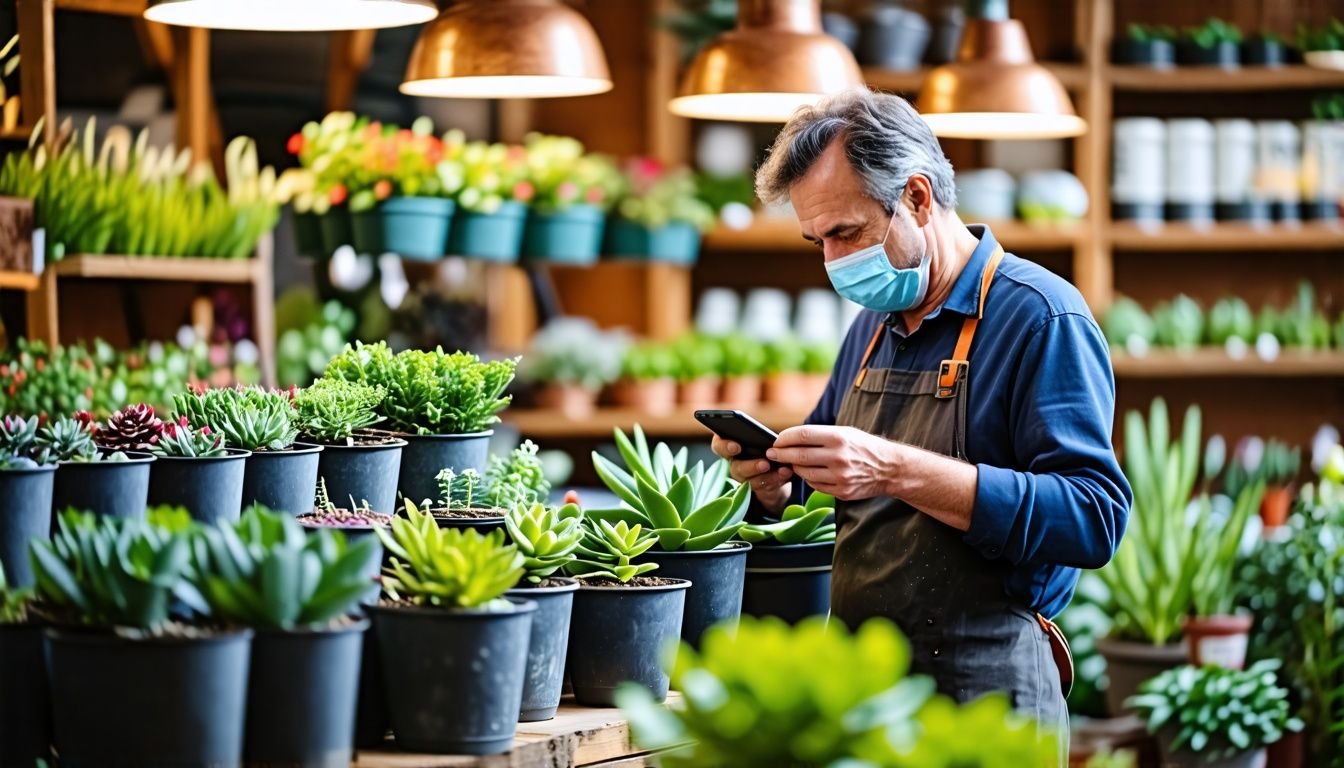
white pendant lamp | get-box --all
[143,0,438,31]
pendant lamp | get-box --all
[401,0,612,99]
[669,0,862,123]
[143,0,438,31]
[915,0,1085,139]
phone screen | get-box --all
[694,409,780,461]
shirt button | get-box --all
[932,648,941,658]
[988,546,999,555]
[898,343,908,351]
[926,617,935,626]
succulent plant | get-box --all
[565,518,660,583]
[435,468,488,511]
[0,414,47,466]
[484,440,550,510]
[297,478,389,528]
[377,500,525,609]
[97,403,164,451]
[150,417,226,458]
[740,491,837,545]
[504,502,583,584]
[294,378,385,444]
[0,561,33,624]
[173,387,298,452]
[37,415,98,462]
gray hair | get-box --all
[755,88,957,212]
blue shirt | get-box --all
[807,225,1132,619]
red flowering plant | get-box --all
[522,133,623,215]
[285,111,368,216]
[456,139,534,214]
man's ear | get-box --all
[903,175,935,227]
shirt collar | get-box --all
[942,224,998,318]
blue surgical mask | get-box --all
[824,211,930,313]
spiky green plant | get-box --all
[565,517,660,583]
[377,500,524,609]
[294,379,385,444]
[505,502,583,584]
[739,491,837,545]
[37,415,98,462]
[149,416,226,458]
[0,414,48,466]
[173,387,298,451]
[435,468,487,510]
[0,561,33,624]
[484,440,550,510]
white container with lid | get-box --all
[1215,119,1257,203]
[1166,118,1216,220]
[1256,120,1302,204]
[1112,118,1166,221]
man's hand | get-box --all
[766,425,902,502]
[710,435,793,514]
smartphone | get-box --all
[694,409,782,463]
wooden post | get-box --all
[325,28,376,113]
[1072,0,1113,313]
[15,0,56,149]
[170,25,212,169]
[251,234,277,387]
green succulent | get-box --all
[38,415,98,462]
[1152,294,1204,350]
[565,518,660,583]
[435,468,488,511]
[173,387,298,451]
[740,491,837,545]
[672,334,724,382]
[189,505,379,630]
[484,440,551,510]
[377,500,524,609]
[0,414,49,465]
[589,425,749,552]
[1183,17,1243,47]
[294,378,386,444]
[150,417,227,458]
[0,561,33,624]
[621,342,679,381]
[504,502,584,584]
[763,338,806,375]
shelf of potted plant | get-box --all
[1108,64,1344,90]
[1110,349,1344,377]
[861,61,1088,93]
[520,317,627,420]
[520,134,622,266]
[606,158,716,265]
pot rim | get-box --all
[311,437,408,450]
[59,449,157,467]
[1095,635,1189,657]
[252,617,371,638]
[398,430,495,441]
[647,541,753,557]
[0,462,59,475]
[507,576,580,595]
[367,595,538,619]
[245,441,324,456]
[1182,613,1254,632]
[577,576,692,593]
[44,624,255,646]
[149,447,251,462]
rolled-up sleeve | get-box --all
[963,312,1132,569]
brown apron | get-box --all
[830,245,1073,733]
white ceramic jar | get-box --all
[1112,118,1166,222]
[1165,118,1216,222]
[1214,119,1266,221]
[1256,120,1302,221]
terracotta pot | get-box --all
[535,385,598,420]
[799,373,831,405]
[1096,636,1187,717]
[678,377,721,410]
[609,379,677,416]
[1183,614,1253,669]
[1266,729,1303,768]
[720,376,762,409]
[1260,486,1293,529]
[762,372,806,408]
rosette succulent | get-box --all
[96,403,164,451]
[173,387,298,452]
[504,502,584,584]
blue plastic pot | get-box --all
[382,197,455,261]
[604,218,702,264]
[292,210,324,257]
[0,465,56,588]
[521,205,605,265]
[447,201,526,262]
[350,209,385,256]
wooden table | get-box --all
[355,696,675,768]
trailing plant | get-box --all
[190,505,379,630]
[95,403,164,451]
[1183,17,1243,48]
[589,425,750,552]
[504,502,584,585]
[149,417,226,458]
[565,517,660,583]
[173,387,298,451]
[1128,661,1301,759]
[518,317,628,391]
[377,500,524,609]
[294,378,386,444]
[740,491,837,545]
[0,561,33,624]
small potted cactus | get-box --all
[0,559,49,765]
[174,387,322,517]
[1178,17,1243,68]
[296,378,405,516]
[447,140,532,262]
[1112,23,1177,67]
[146,416,250,524]
[426,440,551,533]
[54,409,156,523]
[609,341,679,416]
[520,135,621,265]
[0,415,58,587]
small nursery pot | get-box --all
[677,377,721,410]
[292,209,324,258]
[147,449,250,525]
[719,376,762,409]
[609,378,678,415]
[350,208,386,255]
[370,598,536,755]
[568,577,690,706]
[0,623,51,766]
[522,204,605,264]
[447,200,526,262]
[762,372,814,409]
[382,196,456,261]
[604,218,702,264]
[742,541,834,624]
[535,383,599,420]
[316,438,406,515]
[318,207,354,254]
[1177,41,1240,68]
[1183,614,1253,669]
[1241,38,1287,67]
[1096,636,1187,716]
[52,451,155,523]
[0,464,56,587]
[1216,200,1272,223]
[506,578,580,721]
[1302,199,1340,222]
[241,442,323,516]
[638,543,750,648]
[1260,485,1294,529]
[245,620,368,768]
[46,626,252,768]
[398,431,492,507]
[1112,37,1176,67]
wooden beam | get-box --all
[168,24,222,174]
[53,0,146,14]
[1072,0,1112,312]
[648,0,688,164]
[324,28,377,113]
[131,16,175,72]
[15,0,56,149]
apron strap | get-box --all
[936,245,1005,399]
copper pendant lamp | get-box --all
[143,0,438,31]
[916,0,1085,140]
[669,0,863,123]
[401,0,612,99]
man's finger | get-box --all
[774,425,838,449]
[768,446,826,466]
[793,465,838,487]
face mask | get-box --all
[824,209,930,313]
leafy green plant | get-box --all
[1128,661,1302,759]
[1183,17,1244,48]
[1127,23,1177,43]
[323,341,516,436]
[294,378,386,444]
[1277,282,1334,351]
[565,518,660,583]
[614,157,716,232]
[1152,295,1204,350]
[1208,297,1255,345]
[621,341,679,381]
[1192,479,1264,618]
[716,334,767,377]
[377,500,524,609]
[95,403,164,451]
[1314,93,1344,122]
[504,502,584,584]
[173,387,298,451]
[672,333,724,382]
[0,561,33,624]
[149,416,226,458]
[522,133,622,214]
[0,339,102,419]
[1260,439,1302,486]
[1298,18,1344,52]
[762,338,806,375]
[800,340,838,375]
[740,491,837,545]
[190,505,379,629]
[1102,297,1157,350]
[885,693,1059,768]
[518,318,627,391]
[455,138,532,214]
[589,425,749,551]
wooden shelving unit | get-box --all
[505,404,811,440]
[0,270,41,291]
[863,62,1089,93]
[49,254,264,282]
[1109,221,1344,251]
[1108,64,1344,91]
[1112,349,1344,378]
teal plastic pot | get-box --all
[292,210,323,257]
[350,209,385,256]
[318,208,353,254]
[447,201,526,262]
[382,197,455,261]
[521,205,605,264]
[605,218,702,264]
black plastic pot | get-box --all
[1272,201,1301,222]
[245,620,367,767]
[242,442,323,516]
[354,618,390,748]
[46,626,252,767]
[0,464,56,588]
[506,578,579,721]
[1112,38,1176,67]
[370,598,535,754]
[1302,199,1339,222]
[1112,201,1165,223]
[567,578,689,706]
[398,431,492,507]
[1177,41,1240,67]
[0,623,50,766]
[742,541,834,624]
[1216,200,1272,222]
[316,439,405,515]
[1242,38,1287,66]
[639,542,750,647]
[1165,202,1216,223]
[147,449,250,525]
[1096,636,1186,716]
[52,451,155,523]
[433,510,506,535]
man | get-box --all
[711,89,1132,738]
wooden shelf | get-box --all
[54,0,146,15]
[1109,64,1344,91]
[0,270,40,290]
[863,62,1088,93]
[1112,349,1344,378]
[505,405,811,439]
[0,127,32,142]
[50,254,262,283]
[1109,221,1344,251]
[704,217,1085,253]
